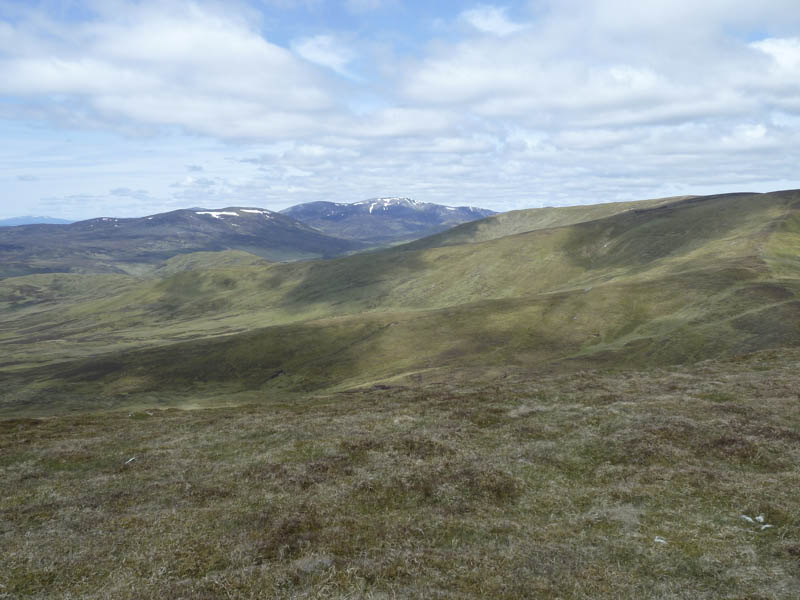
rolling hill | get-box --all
[0,207,363,278]
[2,189,800,415]
[405,195,694,249]
[0,216,73,226]
[280,197,495,245]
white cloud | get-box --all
[291,35,357,78]
[460,5,527,36]
[558,0,800,38]
[0,2,334,139]
[3,0,800,219]
[403,2,800,136]
[751,37,800,73]
[110,187,152,200]
[349,107,456,137]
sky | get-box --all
[2,0,800,220]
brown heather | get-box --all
[2,348,799,599]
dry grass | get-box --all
[2,349,800,598]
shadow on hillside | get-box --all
[560,192,779,273]
[277,246,429,313]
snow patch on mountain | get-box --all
[196,211,239,219]
[240,209,273,217]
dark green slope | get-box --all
[2,190,800,415]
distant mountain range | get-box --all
[281,197,496,245]
[0,207,363,277]
[0,198,498,277]
[0,216,73,226]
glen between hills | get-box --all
[2,190,800,416]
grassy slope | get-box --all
[2,349,799,598]
[2,191,800,415]
[406,194,694,249]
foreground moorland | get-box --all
[2,349,799,598]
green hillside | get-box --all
[2,190,800,415]
[406,195,694,249]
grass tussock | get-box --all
[2,349,800,598]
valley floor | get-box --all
[2,349,799,598]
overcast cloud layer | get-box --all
[2,0,800,219]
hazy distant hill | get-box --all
[0,216,73,226]
[281,197,496,245]
[0,207,363,277]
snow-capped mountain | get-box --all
[280,197,496,245]
[0,207,363,277]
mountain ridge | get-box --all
[0,206,364,277]
[0,216,73,226]
[280,197,496,245]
